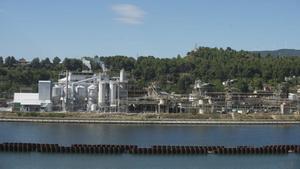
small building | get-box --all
[18,58,29,65]
[13,93,41,112]
[13,80,52,112]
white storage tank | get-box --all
[98,81,109,105]
[88,84,97,97]
[159,99,165,105]
[120,69,126,82]
[39,80,52,101]
[88,84,97,104]
[52,85,62,98]
[110,81,118,105]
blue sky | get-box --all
[0,0,299,59]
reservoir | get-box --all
[0,122,300,169]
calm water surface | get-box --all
[0,122,300,169]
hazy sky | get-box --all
[0,0,299,59]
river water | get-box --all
[0,122,300,169]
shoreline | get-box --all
[1,117,300,125]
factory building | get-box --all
[13,81,52,112]
[50,68,128,112]
[12,55,130,114]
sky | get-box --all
[0,0,300,59]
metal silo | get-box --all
[110,81,118,106]
[120,69,126,82]
[88,84,97,103]
[87,84,98,111]
[52,85,62,98]
[98,81,109,106]
[38,80,52,101]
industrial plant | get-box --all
[13,64,128,113]
[9,61,300,115]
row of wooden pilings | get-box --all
[1,143,300,155]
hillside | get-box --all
[1,47,300,98]
[252,49,300,57]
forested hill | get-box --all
[1,47,300,98]
[252,49,300,57]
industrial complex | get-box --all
[12,66,128,113]
[9,61,300,115]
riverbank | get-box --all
[1,117,300,125]
[1,112,300,125]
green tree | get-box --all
[250,77,263,90]
[52,56,61,66]
[4,56,17,67]
[30,58,40,68]
[63,58,83,71]
[235,79,249,92]
[177,74,193,93]
[40,57,52,69]
[0,56,3,65]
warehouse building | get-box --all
[13,81,52,112]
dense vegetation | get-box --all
[253,49,300,57]
[1,47,300,98]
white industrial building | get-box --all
[13,81,52,112]
[13,68,128,112]
[52,68,128,112]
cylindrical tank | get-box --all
[52,85,62,98]
[75,85,86,98]
[98,81,109,106]
[159,99,165,105]
[120,69,126,82]
[110,81,118,106]
[88,84,97,104]
[199,99,204,105]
